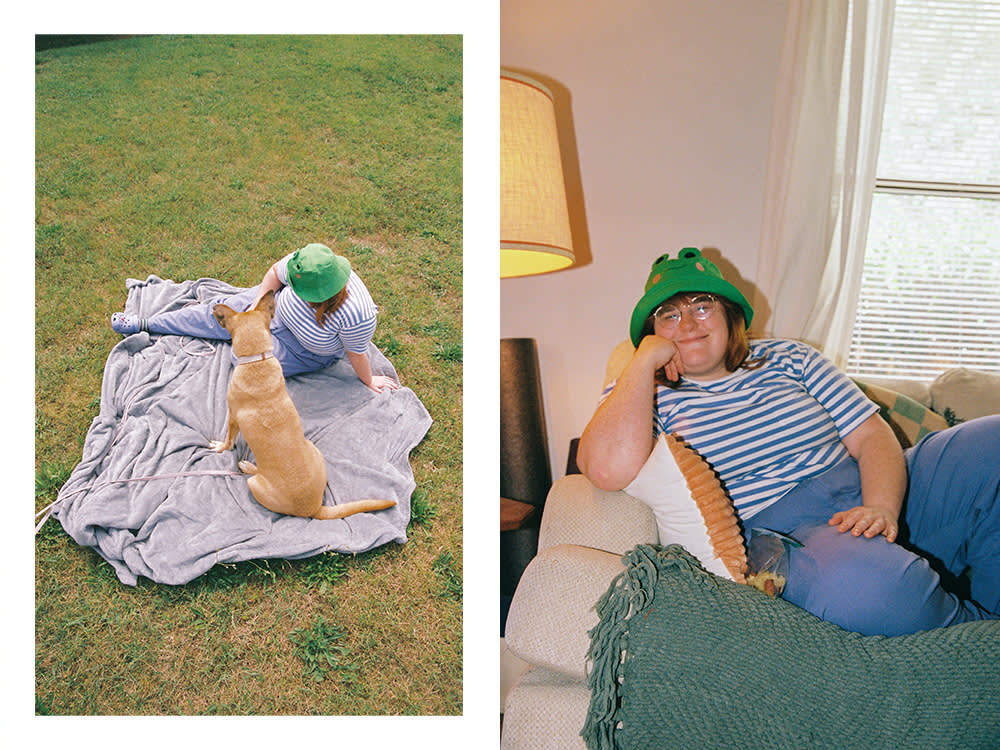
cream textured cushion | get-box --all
[930,368,1000,422]
[602,339,636,388]
[501,667,590,750]
[537,474,657,555]
[504,544,625,681]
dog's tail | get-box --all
[312,499,397,520]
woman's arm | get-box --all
[831,413,907,542]
[253,263,285,307]
[577,335,683,491]
[346,350,400,393]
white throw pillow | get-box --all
[624,432,747,582]
[930,368,1000,422]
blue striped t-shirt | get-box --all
[601,339,877,519]
[274,254,378,356]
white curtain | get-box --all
[755,0,895,368]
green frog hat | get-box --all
[629,247,754,347]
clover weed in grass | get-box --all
[289,617,358,684]
[376,335,403,357]
[291,553,350,594]
[35,462,73,501]
[408,487,437,528]
[433,342,463,363]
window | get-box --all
[847,0,1000,379]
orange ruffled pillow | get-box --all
[624,433,747,583]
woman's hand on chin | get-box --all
[636,334,684,382]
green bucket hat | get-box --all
[629,247,754,347]
[287,243,351,303]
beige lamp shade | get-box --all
[501,70,574,278]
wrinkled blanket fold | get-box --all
[53,276,432,586]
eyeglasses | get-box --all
[652,294,720,329]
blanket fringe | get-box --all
[582,545,662,749]
[581,545,708,750]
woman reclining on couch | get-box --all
[577,247,1000,636]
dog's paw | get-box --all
[208,440,230,452]
[238,460,259,475]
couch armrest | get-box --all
[501,667,591,750]
[504,544,626,681]
[537,474,657,555]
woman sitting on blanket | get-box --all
[111,243,400,393]
[576,247,1000,637]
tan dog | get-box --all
[209,291,396,520]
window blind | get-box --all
[847,0,1000,379]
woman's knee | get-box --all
[903,415,1000,558]
[907,414,1000,477]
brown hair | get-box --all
[309,287,349,327]
[640,293,765,388]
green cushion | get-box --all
[854,379,949,448]
[584,545,1000,750]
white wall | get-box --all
[501,0,791,480]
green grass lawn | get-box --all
[35,34,462,715]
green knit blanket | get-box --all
[583,544,1000,750]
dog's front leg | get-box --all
[209,409,239,452]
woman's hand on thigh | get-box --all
[828,504,899,543]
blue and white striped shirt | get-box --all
[274,254,378,356]
[601,339,877,519]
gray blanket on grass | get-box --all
[53,276,432,586]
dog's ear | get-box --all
[256,289,276,320]
[213,304,236,330]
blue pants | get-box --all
[745,415,1000,636]
[145,286,341,377]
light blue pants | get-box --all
[144,286,341,377]
[744,415,1000,636]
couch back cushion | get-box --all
[930,368,1000,422]
[853,379,949,448]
